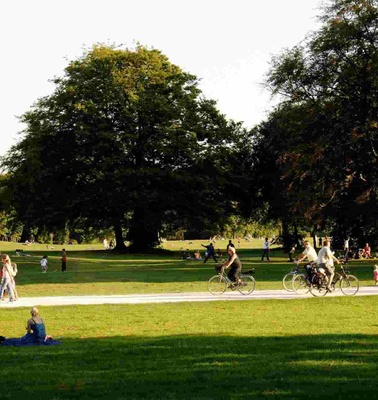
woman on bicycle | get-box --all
[223,246,242,284]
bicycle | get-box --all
[292,262,318,295]
[282,263,301,292]
[314,262,359,296]
[208,265,256,295]
[293,261,359,297]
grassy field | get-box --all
[0,239,375,296]
[1,240,378,399]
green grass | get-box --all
[1,298,378,399]
[1,240,378,399]
[1,240,376,296]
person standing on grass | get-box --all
[40,255,48,273]
[61,249,67,272]
[261,238,270,261]
[201,242,217,263]
[0,254,15,302]
[343,237,350,258]
[10,262,18,301]
[226,240,235,251]
[374,265,378,286]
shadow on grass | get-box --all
[2,333,378,399]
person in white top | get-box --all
[40,255,48,273]
[317,239,339,290]
[343,237,350,257]
[297,241,318,263]
[296,241,318,277]
[0,254,15,302]
[261,238,270,261]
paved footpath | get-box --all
[2,286,378,308]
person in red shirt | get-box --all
[363,243,371,258]
[61,249,67,272]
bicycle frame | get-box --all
[208,266,256,295]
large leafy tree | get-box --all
[258,0,378,245]
[2,45,238,251]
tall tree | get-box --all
[260,0,378,245]
[2,45,238,251]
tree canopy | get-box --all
[2,45,241,251]
[249,0,378,246]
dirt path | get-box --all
[2,286,378,308]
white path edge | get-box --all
[1,286,378,308]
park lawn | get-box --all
[1,240,373,297]
[1,296,378,399]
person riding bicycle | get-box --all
[317,239,340,290]
[223,246,242,285]
[296,241,318,278]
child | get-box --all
[374,265,378,286]
[40,255,48,273]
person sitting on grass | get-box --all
[363,243,372,259]
[21,307,53,345]
[182,249,192,260]
[222,245,242,285]
[0,307,61,347]
[193,250,202,261]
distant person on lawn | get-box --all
[40,255,48,273]
[261,238,270,261]
[61,249,67,272]
[201,242,217,263]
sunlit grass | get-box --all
[0,240,372,297]
[1,297,378,399]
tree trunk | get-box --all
[20,225,29,243]
[113,221,127,251]
[128,208,159,252]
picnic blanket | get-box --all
[0,336,61,347]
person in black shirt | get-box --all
[223,246,242,283]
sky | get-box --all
[0,0,323,157]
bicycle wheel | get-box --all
[292,274,310,294]
[309,275,328,297]
[340,275,359,296]
[238,275,256,295]
[282,273,295,292]
[208,275,227,295]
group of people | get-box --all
[39,249,67,273]
[296,239,340,290]
[182,243,224,262]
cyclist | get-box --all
[223,245,242,285]
[317,239,340,290]
[296,241,318,277]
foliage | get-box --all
[1,45,240,252]
[252,0,378,246]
